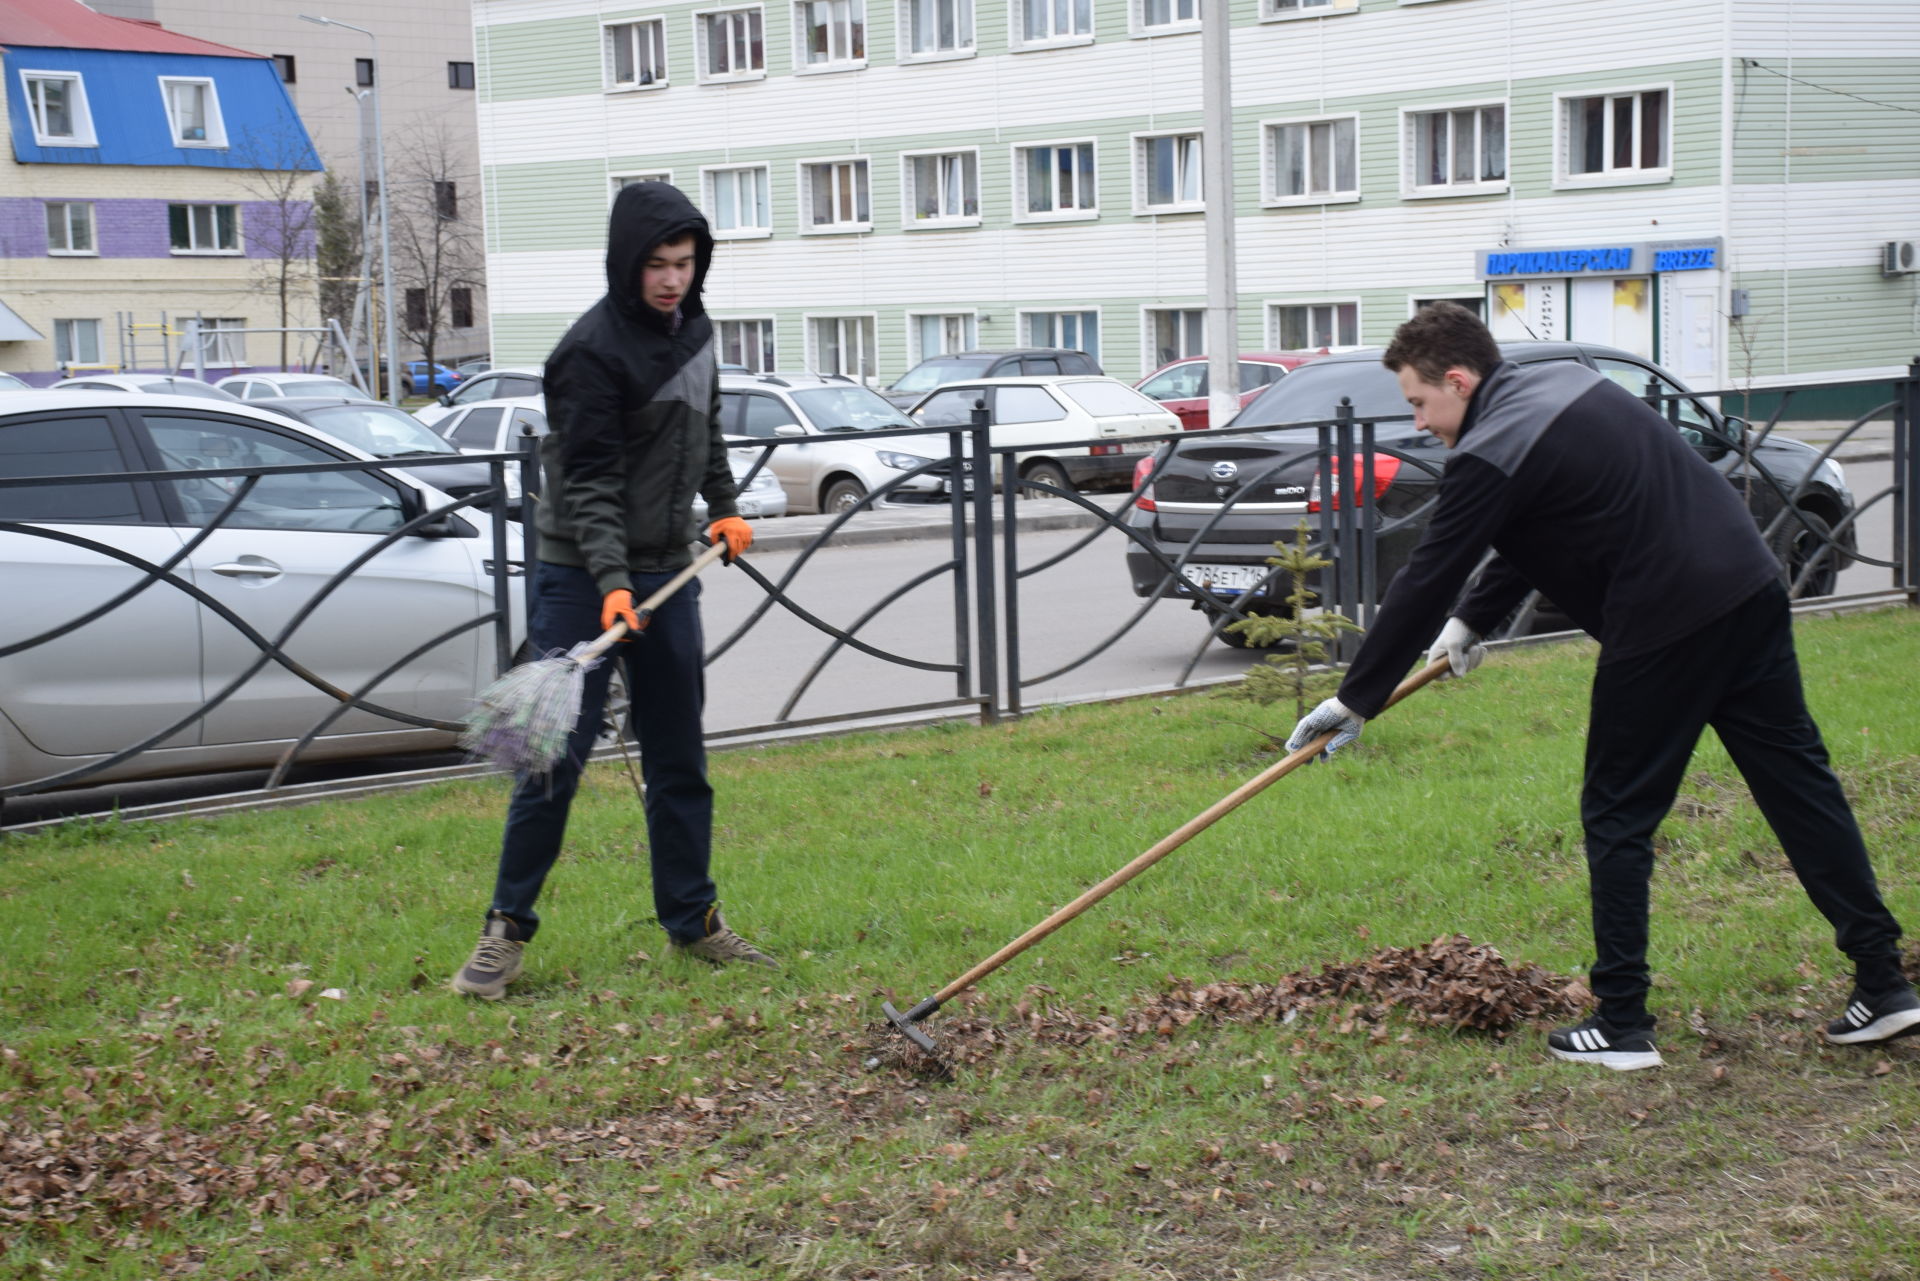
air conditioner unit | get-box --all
[1884,240,1918,276]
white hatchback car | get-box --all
[719,373,948,514]
[413,366,544,428]
[0,391,525,794]
[52,373,242,402]
[216,372,375,402]
[907,376,1180,494]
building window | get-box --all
[1412,296,1484,320]
[1020,0,1092,44]
[1266,116,1358,202]
[22,72,95,146]
[904,151,979,225]
[160,77,225,147]
[1024,309,1099,360]
[355,58,375,87]
[169,203,239,253]
[1267,0,1339,14]
[190,318,248,366]
[435,181,459,220]
[700,8,766,78]
[706,165,772,235]
[1017,142,1097,219]
[1271,301,1358,350]
[272,54,297,83]
[1563,87,1668,179]
[53,318,102,366]
[605,19,668,89]
[719,318,777,372]
[405,289,429,331]
[1147,308,1204,368]
[804,159,870,231]
[1139,0,1197,30]
[45,202,95,255]
[1137,133,1202,212]
[448,61,476,89]
[451,287,475,329]
[612,172,672,199]
[1407,104,1505,192]
[808,315,876,379]
[364,179,381,206]
[913,313,976,363]
[796,0,865,68]
[902,0,973,56]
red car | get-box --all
[1133,351,1327,429]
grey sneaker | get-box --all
[451,912,526,999]
[674,906,779,969]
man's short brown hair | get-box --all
[1382,301,1503,384]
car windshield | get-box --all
[144,380,239,401]
[1232,359,1414,430]
[1061,381,1160,417]
[277,379,371,400]
[791,386,918,431]
[887,356,996,395]
[304,405,454,456]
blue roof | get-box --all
[4,46,319,169]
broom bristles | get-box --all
[460,643,602,774]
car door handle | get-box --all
[211,560,283,578]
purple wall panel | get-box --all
[0,197,315,259]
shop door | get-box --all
[1569,277,1653,358]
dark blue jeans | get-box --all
[489,561,717,942]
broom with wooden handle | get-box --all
[460,541,730,774]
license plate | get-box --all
[1181,563,1264,593]
[940,478,976,494]
[736,499,762,518]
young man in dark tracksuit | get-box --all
[1287,302,1917,1070]
[453,182,775,998]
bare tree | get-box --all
[236,125,322,371]
[386,118,485,386]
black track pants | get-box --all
[1581,581,1904,1028]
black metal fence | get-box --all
[1,362,1913,809]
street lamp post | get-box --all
[302,14,400,405]
[1201,0,1240,432]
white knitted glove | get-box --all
[1286,697,1366,760]
[1426,617,1486,679]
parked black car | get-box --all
[252,397,513,517]
[881,348,1103,408]
[1123,342,1856,646]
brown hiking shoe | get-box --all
[451,912,526,999]
[674,906,778,969]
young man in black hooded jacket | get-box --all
[1287,302,1917,1070]
[453,182,774,998]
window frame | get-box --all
[272,54,298,84]
[1407,293,1484,320]
[1012,0,1095,50]
[1400,99,1508,199]
[1265,299,1362,351]
[1132,0,1199,36]
[1133,130,1204,215]
[450,287,476,330]
[447,60,476,90]
[899,0,976,61]
[1261,112,1361,207]
[798,155,873,235]
[1141,305,1206,372]
[44,201,96,256]
[717,316,780,373]
[52,318,104,367]
[1017,307,1102,362]
[793,0,868,73]
[906,310,981,365]
[1260,0,1358,22]
[158,75,227,148]
[702,163,775,239]
[803,312,880,382]
[168,203,241,255]
[355,58,375,87]
[19,69,97,148]
[1554,82,1674,189]
[611,171,674,203]
[187,318,249,368]
[900,147,982,229]
[1013,138,1099,223]
[602,17,671,92]
[694,5,768,82]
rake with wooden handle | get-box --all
[882,656,1455,1057]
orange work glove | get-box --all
[600,588,640,636]
[707,515,753,563]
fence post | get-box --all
[969,398,999,723]
[1332,397,1360,662]
[947,428,972,703]
[488,454,513,675]
[518,425,542,639]
[1900,358,1919,607]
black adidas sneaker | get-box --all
[1547,1016,1664,1071]
[1825,987,1920,1045]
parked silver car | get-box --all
[719,373,947,513]
[0,391,526,793]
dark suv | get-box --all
[1123,342,1856,647]
[881,348,1102,408]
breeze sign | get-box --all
[1475,238,1722,281]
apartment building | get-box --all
[471,0,1920,399]
[93,0,493,367]
[0,0,320,383]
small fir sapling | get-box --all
[1227,520,1363,719]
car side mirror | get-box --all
[437,392,453,406]
[773,423,805,437]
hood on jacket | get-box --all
[605,182,714,325]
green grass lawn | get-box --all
[5,609,1920,1280]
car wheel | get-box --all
[1020,459,1073,499]
[822,477,868,514]
[1771,507,1841,598]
